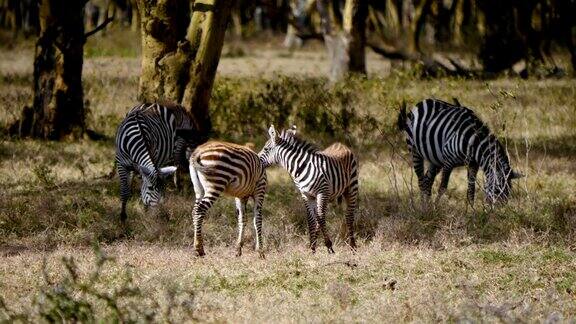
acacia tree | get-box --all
[137,0,233,133]
[11,0,112,140]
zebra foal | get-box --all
[258,125,359,253]
[189,141,267,257]
[115,103,205,222]
[398,98,523,204]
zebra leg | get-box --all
[193,193,220,257]
[413,154,427,195]
[467,164,479,204]
[343,182,359,250]
[316,194,334,254]
[436,167,453,203]
[117,163,132,224]
[423,165,440,197]
[235,197,247,257]
[303,195,319,253]
[253,182,266,259]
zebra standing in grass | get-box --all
[397,98,523,204]
[258,125,359,253]
[189,141,267,257]
[115,103,206,222]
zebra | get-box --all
[397,98,523,205]
[189,141,267,258]
[115,103,206,222]
[258,125,359,253]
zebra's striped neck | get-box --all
[475,137,510,174]
[275,137,321,181]
[132,111,158,174]
[476,137,512,199]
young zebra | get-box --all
[258,125,359,253]
[115,103,205,222]
[189,141,267,257]
[398,98,523,204]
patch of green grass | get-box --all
[476,249,523,264]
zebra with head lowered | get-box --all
[258,125,359,253]
[115,103,206,222]
[398,98,523,205]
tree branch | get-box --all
[367,41,418,60]
[84,15,114,39]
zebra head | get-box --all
[138,165,178,207]
[483,142,524,204]
[258,125,297,167]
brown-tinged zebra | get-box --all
[258,125,359,253]
[189,141,267,257]
[115,103,205,222]
[398,98,523,204]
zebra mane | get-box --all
[480,134,512,177]
[132,110,159,173]
[279,131,320,154]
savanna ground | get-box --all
[1,31,575,322]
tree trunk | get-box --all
[478,0,525,73]
[343,0,367,74]
[317,0,367,81]
[131,0,140,32]
[13,0,87,139]
[138,0,233,133]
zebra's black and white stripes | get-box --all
[258,125,359,253]
[189,141,267,257]
[398,98,522,204]
[115,103,204,222]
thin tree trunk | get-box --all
[317,0,367,81]
[131,0,140,32]
[343,0,367,74]
[13,0,87,139]
[181,0,233,132]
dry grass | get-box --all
[1,34,576,321]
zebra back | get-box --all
[117,103,202,171]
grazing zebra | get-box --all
[115,103,205,222]
[397,98,523,204]
[258,125,359,253]
[189,141,267,257]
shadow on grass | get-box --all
[1,170,575,251]
[505,134,576,159]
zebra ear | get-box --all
[159,166,178,178]
[286,125,297,136]
[510,170,524,179]
[138,165,154,178]
[268,125,278,142]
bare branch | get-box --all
[84,15,114,39]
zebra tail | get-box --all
[397,101,408,132]
[191,156,219,176]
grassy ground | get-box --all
[1,30,576,321]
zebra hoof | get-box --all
[327,246,335,254]
[195,249,205,257]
